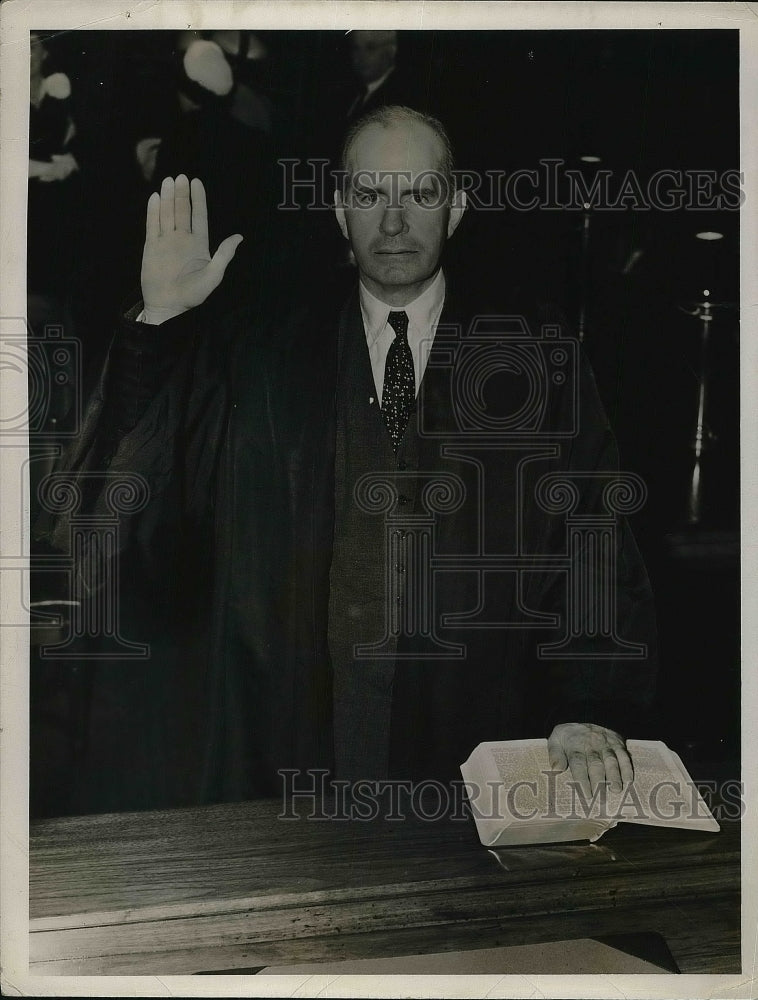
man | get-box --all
[345,31,410,123]
[43,106,656,811]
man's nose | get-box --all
[379,205,407,237]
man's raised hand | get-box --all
[140,175,243,325]
[548,722,634,797]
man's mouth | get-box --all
[374,249,418,255]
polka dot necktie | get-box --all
[381,310,415,451]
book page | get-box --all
[619,741,720,831]
[462,740,610,830]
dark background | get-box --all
[28,29,740,816]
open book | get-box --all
[460,738,720,846]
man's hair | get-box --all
[339,105,455,200]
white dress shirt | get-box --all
[360,269,445,405]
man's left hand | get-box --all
[547,722,633,796]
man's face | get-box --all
[349,31,396,85]
[335,121,465,306]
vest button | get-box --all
[397,460,408,470]
[398,494,410,505]
[395,564,405,573]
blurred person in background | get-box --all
[135,37,275,308]
[28,31,83,333]
[210,29,273,134]
[345,30,418,123]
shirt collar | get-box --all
[359,269,446,348]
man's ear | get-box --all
[447,189,466,239]
[334,189,349,240]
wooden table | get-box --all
[29,797,740,975]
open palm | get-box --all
[140,174,243,322]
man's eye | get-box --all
[411,190,436,206]
[354,190,378,206]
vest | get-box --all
[328,307,422,781]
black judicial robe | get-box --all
[40,277,657,809]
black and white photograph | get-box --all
[0,1,755,996]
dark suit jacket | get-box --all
[40,272,657,808]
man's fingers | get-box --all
[586,752,606,794]
[211,233,244,269]
[145,191,160,241]
[601,731,633,788]
[568,750,591,797]
[190,177,208,237]
[159,176,175,233]
[174,174,191,233]
[547,733,568,772]
[203,234,244,290]
[615,745,634,788]
[548,724,634,797]
[602,750,623,792]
